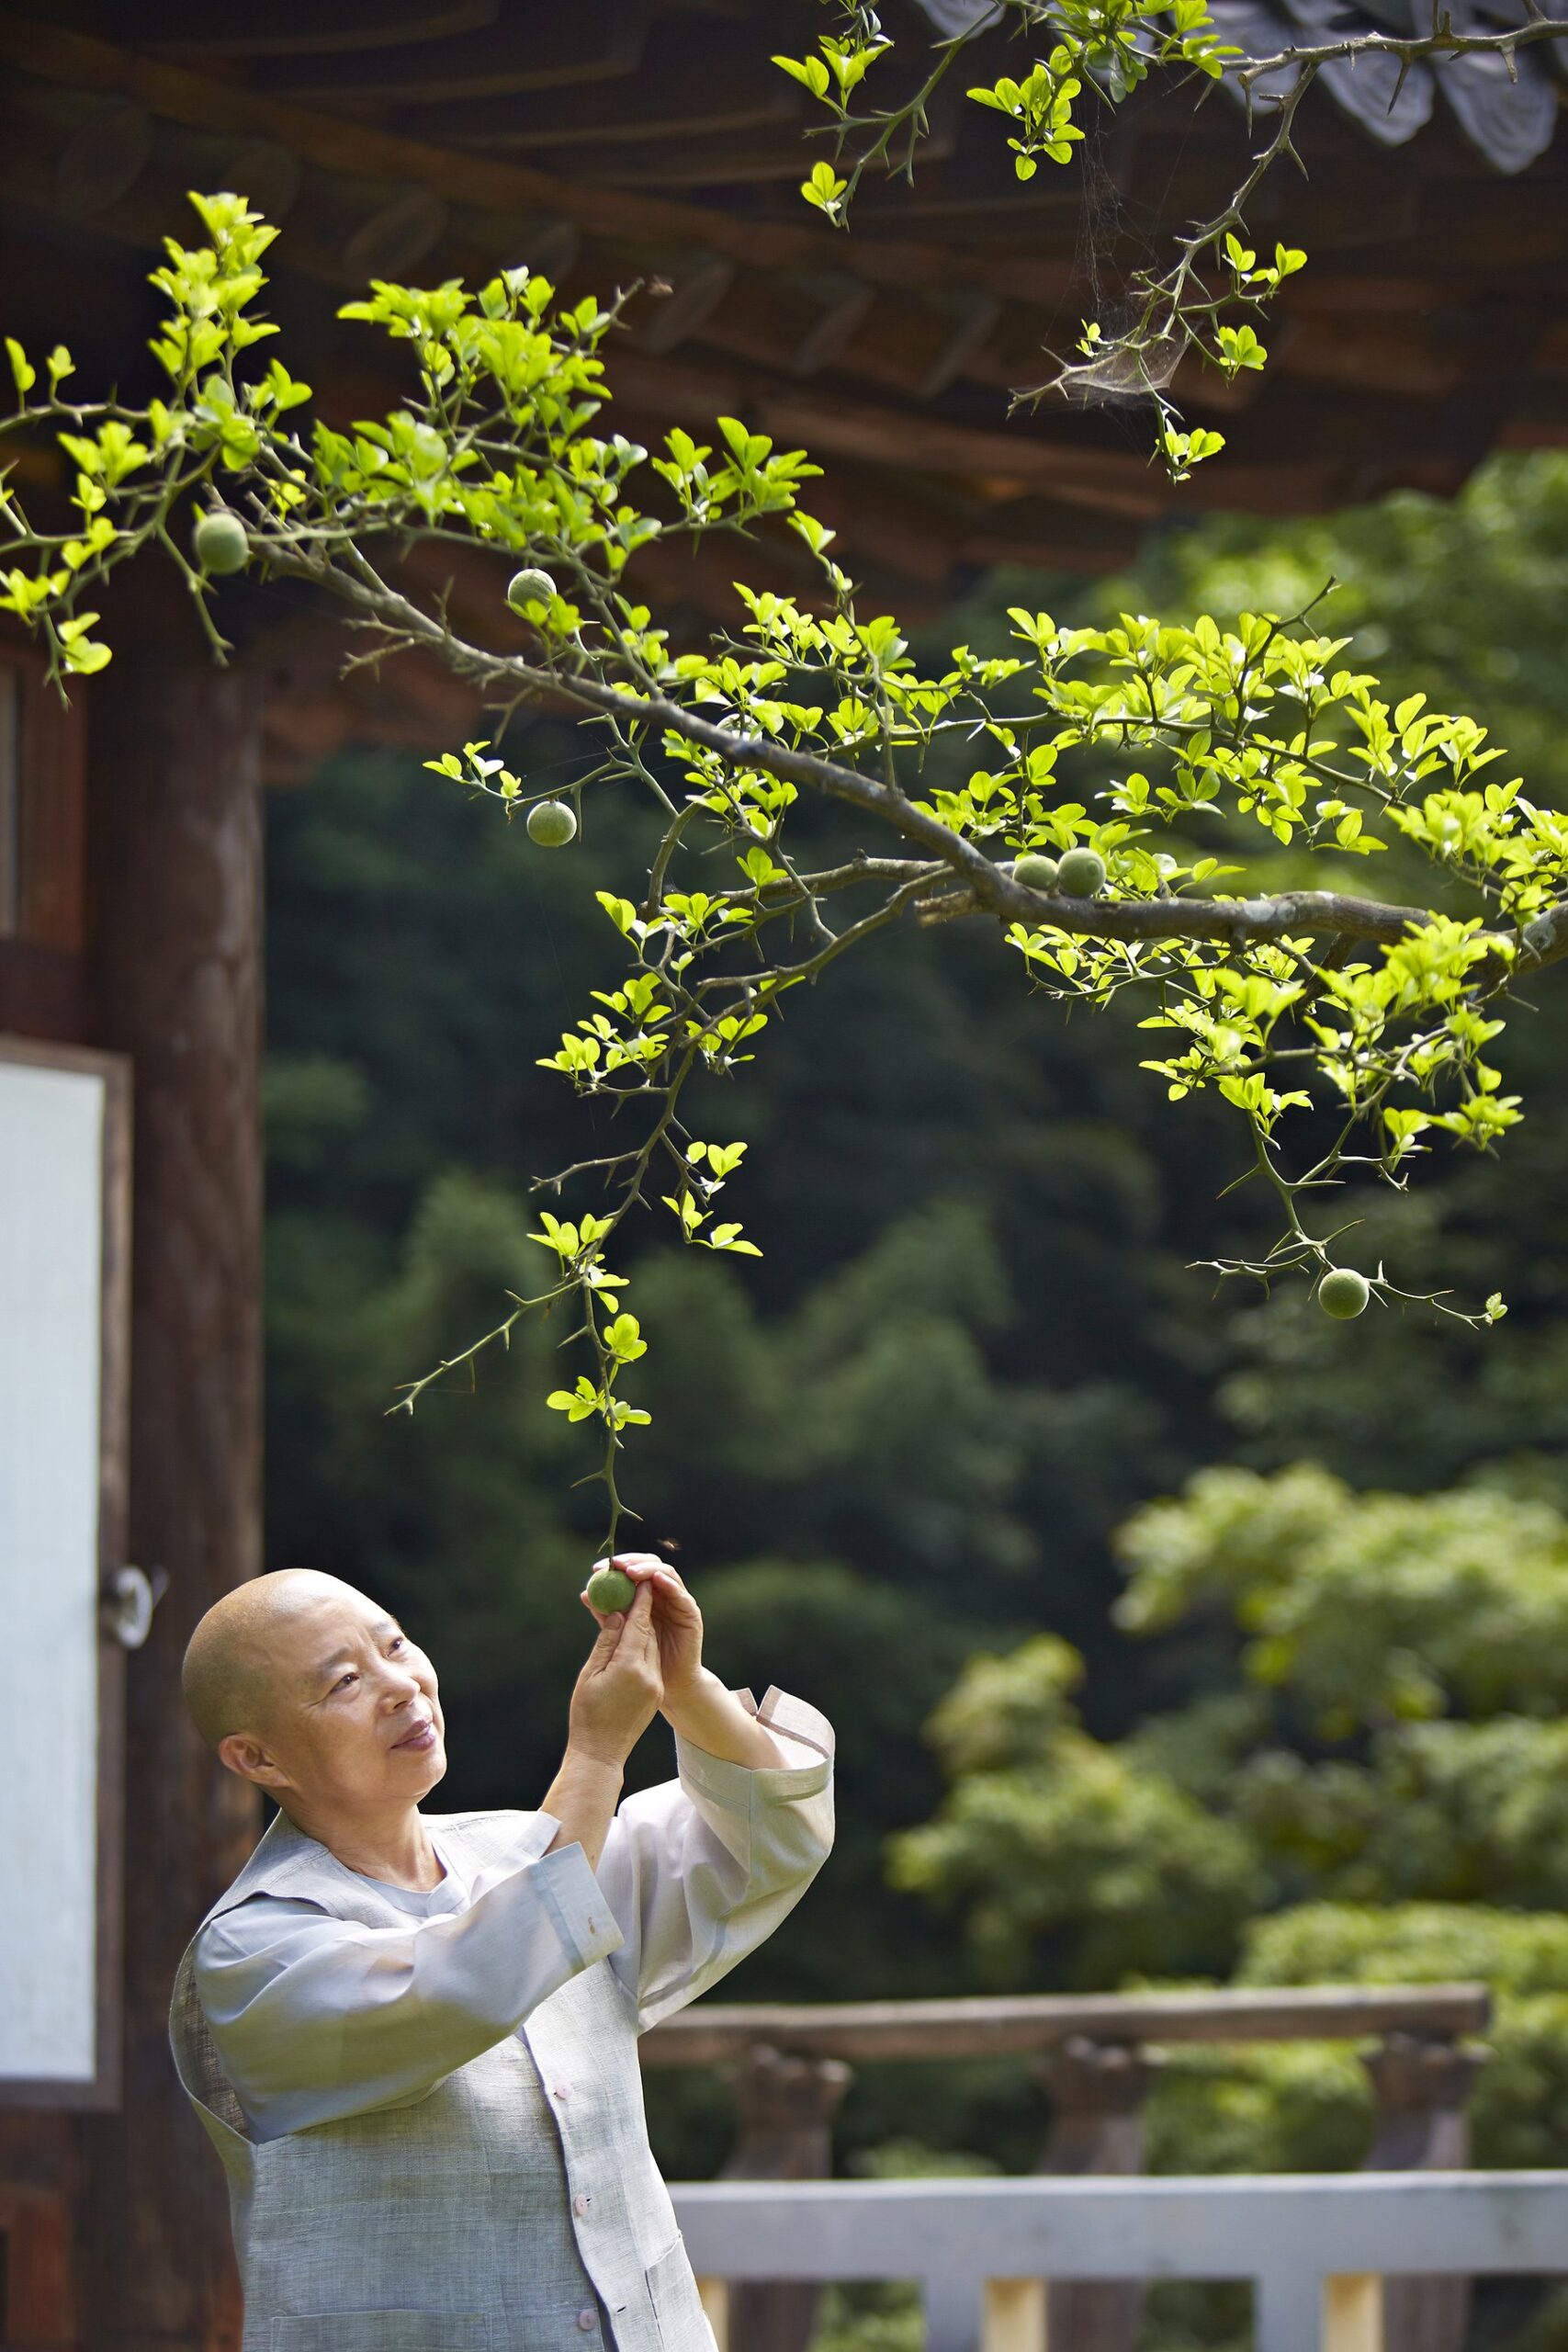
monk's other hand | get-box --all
[581,1552,704,1709]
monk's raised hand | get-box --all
[581,1553,704,1707]
[568,1577,663,1767]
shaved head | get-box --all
[182,1569,370,1750]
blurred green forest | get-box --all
[265,451,1568,2188]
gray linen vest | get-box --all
[169,1807,717,2352]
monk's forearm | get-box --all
[661,1668,794,1769]
[540,1746,625,1871]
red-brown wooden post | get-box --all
[1032,2036,1159,2352]
[75,662,265,2350]
[719,2042,854,2352]
[1363,2030,1490,2352]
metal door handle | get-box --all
[101,1564,167,1649]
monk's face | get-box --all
[218,1585,446,1814]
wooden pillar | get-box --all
[76,663,265,2351]
[1032,2037,1157,2352]
[1361,2032,1487,2352]
[0,2114,81,2346]
[718,2043,853,2352]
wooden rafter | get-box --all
[0,0,1562,616]
[0,13,1066,304]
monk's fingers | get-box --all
[585,1597,631,1645]
[581,1564,676,1652]
[647,1565,700,1621]
[614,1577,662,1656]
[588,1551,663,1583]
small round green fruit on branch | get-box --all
[1055,846,1107,898]
[1318,1267,1371,1319]
[526,797,578,847]
[585,1563,637,1613]
[1010,853,1060,892]
[506,567,557,615]
[193,508,250,577]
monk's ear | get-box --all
[216,1731,292,1790]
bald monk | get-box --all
[168,1556,834,2352]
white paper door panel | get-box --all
[0,1056,106,2083]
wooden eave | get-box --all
[1,0,1564,771]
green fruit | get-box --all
[526,798,578,847]
[1012,853,1060,891]
[1056,846,1107,898]
[586,1565,637,1613]
[1318,1267,1371,1320]
[193,509,250,577]
[506,566,557,614]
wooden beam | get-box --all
[639,1985,1493,2069]
[1498,390,1568,449]
[548,104,960,192]
[631,253,738,358]
[807,479,969,589]
[401,25,796,153]
[252,605,489,785]
[256,0,648,102]
[721,284,1008,402]
[689,270,1018,399]
[337,186,450,281]
[606,349,1171,518]
[1287,275,1470,319]
[136,0,497,58]
[1274,314,1465,401]
[958,499,1142,575]
[0,79,154,220]
[1416,174,1568,270]
[0,98,584,312]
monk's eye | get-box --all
[388,1635,407,1655]
[333,1670,356,1692]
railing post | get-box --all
[1361,2032,1488,2352]
[1032,2036,1157,2352]
[923,2269,984,2352]
[694,2275,729,2352]
[1255,2266,1324,2352]
[1325,2274,1384,2352]
[717,2041,853,2352]
[983,2278,1049,2352]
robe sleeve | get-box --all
[594,1685,835,2032]
[193,1833,623,2140]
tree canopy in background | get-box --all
[265,450,1568,2188]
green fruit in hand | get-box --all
[1056,845,1107,898]
[1319,1267,1371,1319]
[506,566,557,614]
[526,797,578,847]
[1012,853,1060,891]
[193,509,250,577]
[586,1565,637,1613]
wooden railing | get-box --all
[670,2171,1568,2352]
[641,1984,1493,2352]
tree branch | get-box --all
[277,548,1568,980]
